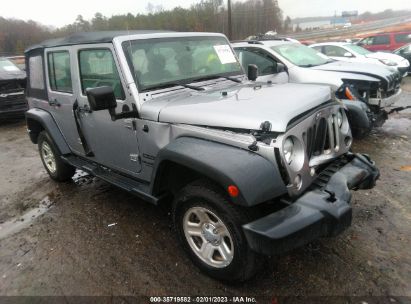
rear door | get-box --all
[370,35,391,52]
[45,47,84,155]
[394,33,411,50]
[71,44,142,177]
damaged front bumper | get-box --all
[369,88,402,108]
[242,153,379,256]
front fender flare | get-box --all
[151,137,287,206]
[342,99,371,131]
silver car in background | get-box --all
[232,39,403,137]
[310,42,410,77]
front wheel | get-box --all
[38,131,75,182]
[172,180,263,282]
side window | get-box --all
[373,35,390,45]
[360,37,373,45]
[236,49,277,76]
[29,56,45,89]
[79,49,124,100]
[47,51,72,93]
[323,46,348,57]
[311,46,323,53]
[395,33,410,43]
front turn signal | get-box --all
[345,86,357,101]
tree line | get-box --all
[0,0,284,56]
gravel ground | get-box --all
[0,78,410,302]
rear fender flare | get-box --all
[25,108,71,154]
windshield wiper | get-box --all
[299,63,320,67]
[221,76,243,83]
[175,83,205,91]
[145,82,205,91]
[191,75,243,83]
[301,59,335,67]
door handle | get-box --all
[48,98,61,107]
[124,118,133,130]
[124,118,137,130]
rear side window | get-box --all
[372,35,390,45]
[360,37,373,45]
[395,33,410,43]
[29,56,45,90]
[79,49,124,99]
[47,51,72,93]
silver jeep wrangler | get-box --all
[25,31,379,282]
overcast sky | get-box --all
[2,0,411,27]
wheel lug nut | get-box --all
[213,229,217,234]
[205,224,209,229]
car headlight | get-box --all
[379,59,397,66]
[337,110,343,128]
[283,137,294,164]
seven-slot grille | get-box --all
[303,114,339,160]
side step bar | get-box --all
[62,155,159,205]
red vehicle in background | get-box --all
[357,32,411,52]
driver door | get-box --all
[71,44,142,176]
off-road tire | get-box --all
[172,180,263,282]
[352,127,370,139]
[38,131,75,182]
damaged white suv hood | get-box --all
[140,82,331,133]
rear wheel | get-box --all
[173,180,263,282]
[38,131,75,182]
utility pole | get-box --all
[228,0,232,40]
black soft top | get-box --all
[25,30,170,53]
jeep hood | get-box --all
[309,61,396,82]
[140,83,331,133]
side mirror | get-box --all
[86,86,117,111]
[276,62,286,73]
[247,64,258,81]
[343,52,353,57]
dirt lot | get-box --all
[0,79,411,301]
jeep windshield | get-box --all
[123,36,243,91]
[271,43,332,67]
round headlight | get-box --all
[283,137,294,164]
[337,111,343,128]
